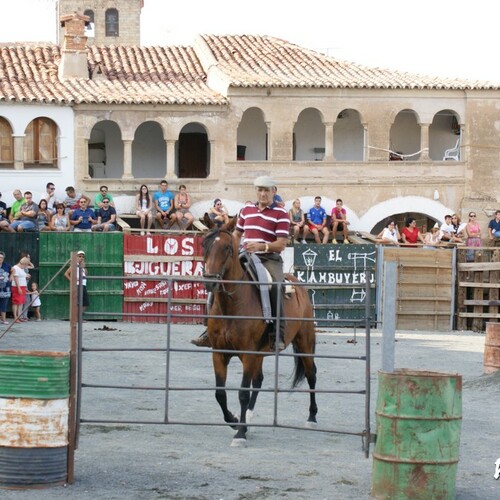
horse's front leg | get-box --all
[246,357,264,423]
[232,355,260,447]
[213,352,238,429]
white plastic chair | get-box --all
[443,138,460,161]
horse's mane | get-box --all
[202,228,234,258]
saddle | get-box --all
[239,252,294,323]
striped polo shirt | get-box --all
[236,203,290,250]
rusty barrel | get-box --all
[372,369,462,500]
[484,322,500,374]
[0,350,70,488]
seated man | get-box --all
[306,196,329,244]
[94,185,115,210]
[70,197,97,232]
[10,191,38,232]
[331,198,350,244]
[488,210,500,242]
[41,182,62,215]
[92,197,117,232]
[154,180,176,229]
[8,189,25,222]
[64,186,90,215]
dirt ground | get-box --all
[0,320,499,499]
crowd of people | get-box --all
[0,250,40,324]
[0,183,117,233]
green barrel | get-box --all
[372,369,462,500]
[0,351,69,399]
[0,351,70,488]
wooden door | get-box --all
[178,133,208,178]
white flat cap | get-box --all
[253,175,276,187]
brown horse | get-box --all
[202,222,317,447]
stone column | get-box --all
[122,139,133,179]
[420,123,430,160]
[324,122,334,161]
[82,138,89,178]
[166,139,177,179]
[208,140,215,178]
[265,122,271,160]
[13,136,24,170]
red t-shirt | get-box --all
[401,226,420,245]
[236,203,290,249]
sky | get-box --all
[0,0,498,83]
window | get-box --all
[0,117,14,167]
[23,118,58,168]
[105,9,119,37]
[84,9,95,37]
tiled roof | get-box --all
[0,44,227,105]
[200,34,498,91]
[0,35,496,107]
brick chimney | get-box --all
[58,13,89,79]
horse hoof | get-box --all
[231,438,247,448]
[305,420,318,429]
[246,409,254,422]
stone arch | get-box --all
[132,121,166,178]
[389,109,421,160]
[429,109,462,161]
[293,108,324,161]
[88,120,123,178]
[237,107,267,161]
[177,122,209,178]
[334,108,364,161]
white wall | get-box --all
[0,103,74,205]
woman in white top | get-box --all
[135,184,153,236]
[378,221,400,245]
[10,256,31,322]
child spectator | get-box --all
[27,282,41,321]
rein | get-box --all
[203,229,243,295]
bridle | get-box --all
[203,229,237,295]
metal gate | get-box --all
[65,253,374,483]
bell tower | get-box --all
[57,1,143,46]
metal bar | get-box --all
[382,261,397,372]
[364,271,371,458]
[164,277,173,424]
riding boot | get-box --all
[191,329,211,347]
[269,283,286,351]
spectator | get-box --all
[26,282,41,321]
[423,224,441,249]
[465,212,482,262]
[8,189,25,222]
[208,199,229,227]
[94,185,115,210]
[0,251,11,325]
[378,220,400,245]
[49,203,71,231]
[306,196,329,244]
[36,199,51,232]
[10,256,31,323]
[271,187,285,208]
[401,217,425,246]
[40,182,61,214]
[0,192,12,232]
[10,191,38,232]
[289,199,309,243]
[70,198,96,232]
[451,214,465,243]
[174,184,195,230]
[487,210,500,243]
[135,184,153,236]
[440,214,455,242]
[92,198,117,232]
[64,186,90,214]
[331,198,350,244]
[0,192,7,218]
[64,250,89,315]
[154,180,176,229]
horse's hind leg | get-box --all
[213,353,238,429]
[303,356,318,428]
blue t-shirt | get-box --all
[307,206,327,225]
[488,219,500,233]
[71,208,95,229]
[97,206,116,223]
[154,190,174,212]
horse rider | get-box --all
[191,175,290,350]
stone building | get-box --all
[1,1,499,232]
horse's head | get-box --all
[202,228,236,293]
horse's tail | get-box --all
[291,342,316,388]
